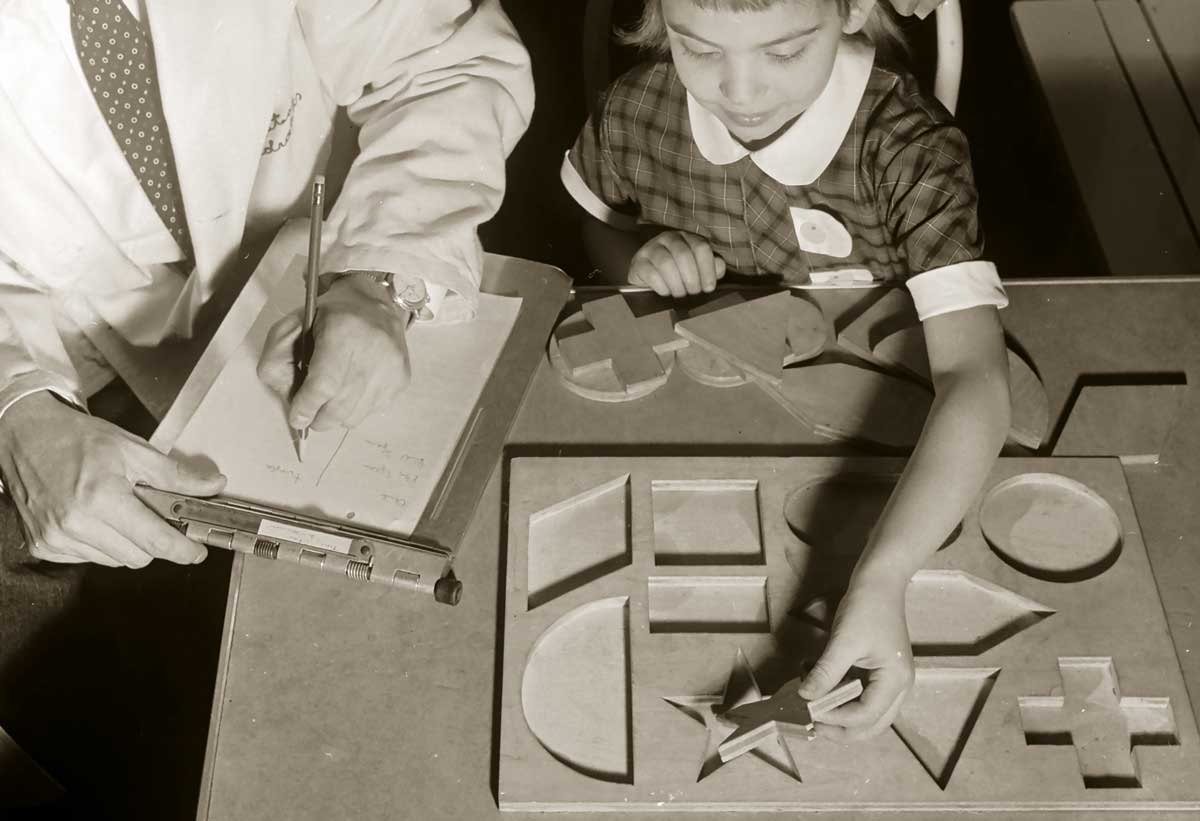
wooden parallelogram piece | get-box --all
[675,291,794,386]
[757,362,933,448]
[872,326,1050,450]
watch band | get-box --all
[323,270,432,320]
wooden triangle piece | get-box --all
[675,292,792,386]
[758,362,933,448]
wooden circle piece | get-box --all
[979,472,1122,582]
[783,296,828,365]
[548,310,674,403]
[675,343,749,388]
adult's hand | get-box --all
[797,574,915,741]
[889,0,945,19]
[257,274,411,432]
[0,392,225,567]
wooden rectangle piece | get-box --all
[501,456,1200,811]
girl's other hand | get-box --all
[628,230,726,298]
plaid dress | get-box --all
[566,46,987,286]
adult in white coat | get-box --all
[0,0,533,568]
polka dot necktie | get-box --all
[69,0,195,268]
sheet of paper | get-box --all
[171,261,522,535]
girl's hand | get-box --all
[797,574,915,741]
[628,230,726,297]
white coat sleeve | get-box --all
[0,251,86,422]
[297,0,534,322]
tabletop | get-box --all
[174,273,1200,820]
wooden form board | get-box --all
[500,456,1200,811]
[1012,0,1200,274]
[1052,382,1188,463]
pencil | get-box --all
[292,175,324,462]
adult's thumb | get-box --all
[798,647,853,700]
[152,453,227,497]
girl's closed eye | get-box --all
[680,41,721,61]
[766,47,806,64]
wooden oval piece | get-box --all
[979,472,1122,581]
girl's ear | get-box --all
[842,0,878,34]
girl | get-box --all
[561,0,1011,740]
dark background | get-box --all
[483,0,1104,279]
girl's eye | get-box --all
[681,42,721,61]
[767,49,805,63]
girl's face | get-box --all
[662,0,854,144]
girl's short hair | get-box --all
[620,0,911,69]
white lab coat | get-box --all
[0,0,533,414]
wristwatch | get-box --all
[325,270,431,320]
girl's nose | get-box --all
[719,59,765,106]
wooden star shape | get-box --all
[663,648,802,783]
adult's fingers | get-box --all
[288,343,345,430]
[889,0,920,15]
[32,524,152,568]
[29,540,116,567]
[134,447,227,498]
[255,312,303,397]
[115,495,207,564]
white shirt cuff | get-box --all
[560,151,638,231]
[905,260,1008,321]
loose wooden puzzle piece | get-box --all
[872,326,1051,450]
[1052,380,1188,464]
[719,679,864,760]
[979,472,1123,582]
[675,294,751,387]
[759,362,933,448]
[1019,657,1179,788]
[835,286,919,367]
[664,649,802,782]
[501,456,1200,811]
[675,292,793,386]
[549,297,686,402]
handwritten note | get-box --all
[170,258,522,535]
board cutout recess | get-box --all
[1019,656,1179,789]
[647,576,770,634]
[652,479,763,565]
[892,668,1001,790]
[979,472,1123,582]
[521,597,634,783]
[527,474,631,609]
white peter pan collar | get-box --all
[686,37,875,185]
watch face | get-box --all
[397,281,425,303]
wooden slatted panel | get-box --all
[1012,0,1200,274]
[1098,0,1200,238]
[1141,0,1200,121]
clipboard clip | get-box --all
[134,484,462,605]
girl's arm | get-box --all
[798,304,1011,739]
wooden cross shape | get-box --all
[555,295,685,391]
[1018,656,1178,788]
